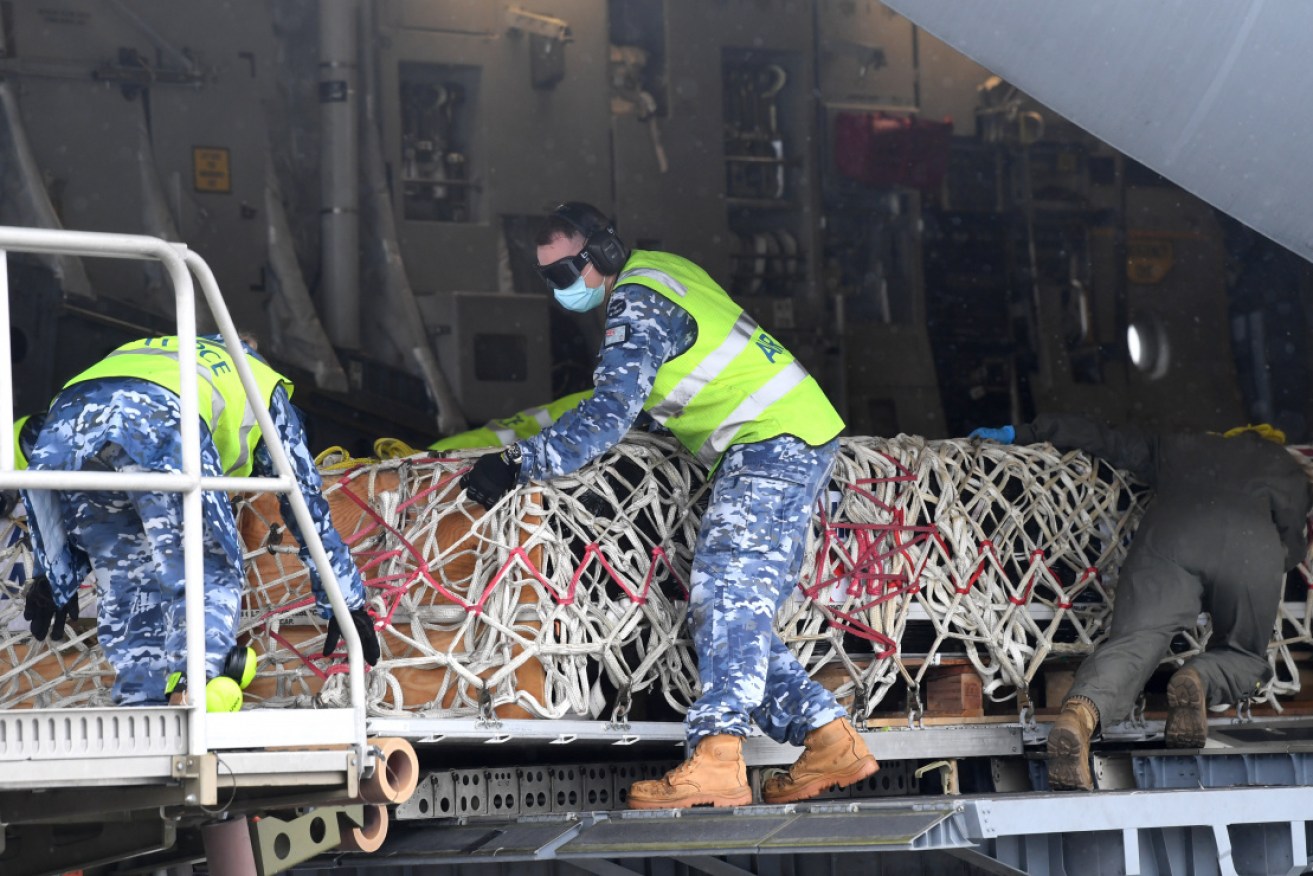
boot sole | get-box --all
[761,756,880,805]
[1165,672,1208,749]
[627,789,752,810]
[1046,726,1093,791]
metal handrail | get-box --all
[0,226,367,767]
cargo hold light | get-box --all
[1127,317,1170,379]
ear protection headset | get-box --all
[551,202,628,275]
[222,644,258,689]
[165,644,257,696]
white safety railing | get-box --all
[0,226,368,767]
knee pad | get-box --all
[221,645,258,690]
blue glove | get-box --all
[968,425,1016,444]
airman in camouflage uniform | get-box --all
[25,336,376,706]
[462,203,878,807]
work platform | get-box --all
[325,717,1313,876]
[6,710,1313,874]
[0,227,385,876]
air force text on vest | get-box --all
[755,331,786,363]
[142,336,235,374]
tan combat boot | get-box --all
[1046,696,1099,790]
[1164,667,1208,749]
[761,718,880,805]
[628,734,752,809]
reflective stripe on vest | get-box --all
[103,343,230,439]
[618,267,687,298]
[64,337,291,477]
[702,360,810,465]
[648,312,758,422]
[617,250,843,466]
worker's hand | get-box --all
[460,449,521,510]
[0,490,19,519]
[23,575,78,641]
[967,425,1016,445]
[323,607,381,666]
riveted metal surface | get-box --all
[395,773,439,821]
[485,767,519,818]
[517,766,553,815]
[578,763,615,811]
[550,765,582,813]
[453,768,488,817]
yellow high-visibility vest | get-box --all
[66,336,292,477]
[618,250,844,467]
[13,415,30,470]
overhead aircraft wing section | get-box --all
[880,0,1313,261]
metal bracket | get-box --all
[504,6,572,42]
[1091,753,1136,790]
[170,753,217,807]
[476,686,503,729]
[989,757,1032,793]
[1015,687,1037,728]
[503,6,570,88]
[852,681,872,720]
[607,685,633,731]
[171,755,205,779]
[1234,697,1255,723]
[905,684,925,730]
[247,804,361,875]
[1129,692,1148,729]
[913,759,959,795]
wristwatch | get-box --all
[501,444,523,465]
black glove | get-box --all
[323,607,381,666]
[460,449,521,510]
[0,490,19,519]
[23,575,79,641]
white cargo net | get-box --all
[1,434,1310,719]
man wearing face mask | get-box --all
[461,202,877,808]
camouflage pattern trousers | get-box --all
[684,435,848,747]
[61,443,243,705]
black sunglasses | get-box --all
[537,251,592,290]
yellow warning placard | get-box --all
[192,147,231,193]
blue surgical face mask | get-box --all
[553,272,606,312]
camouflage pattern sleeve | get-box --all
[21,380,154,607]
[23,489,84,606]
[252,387,367,616]
[516,284,695,482]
